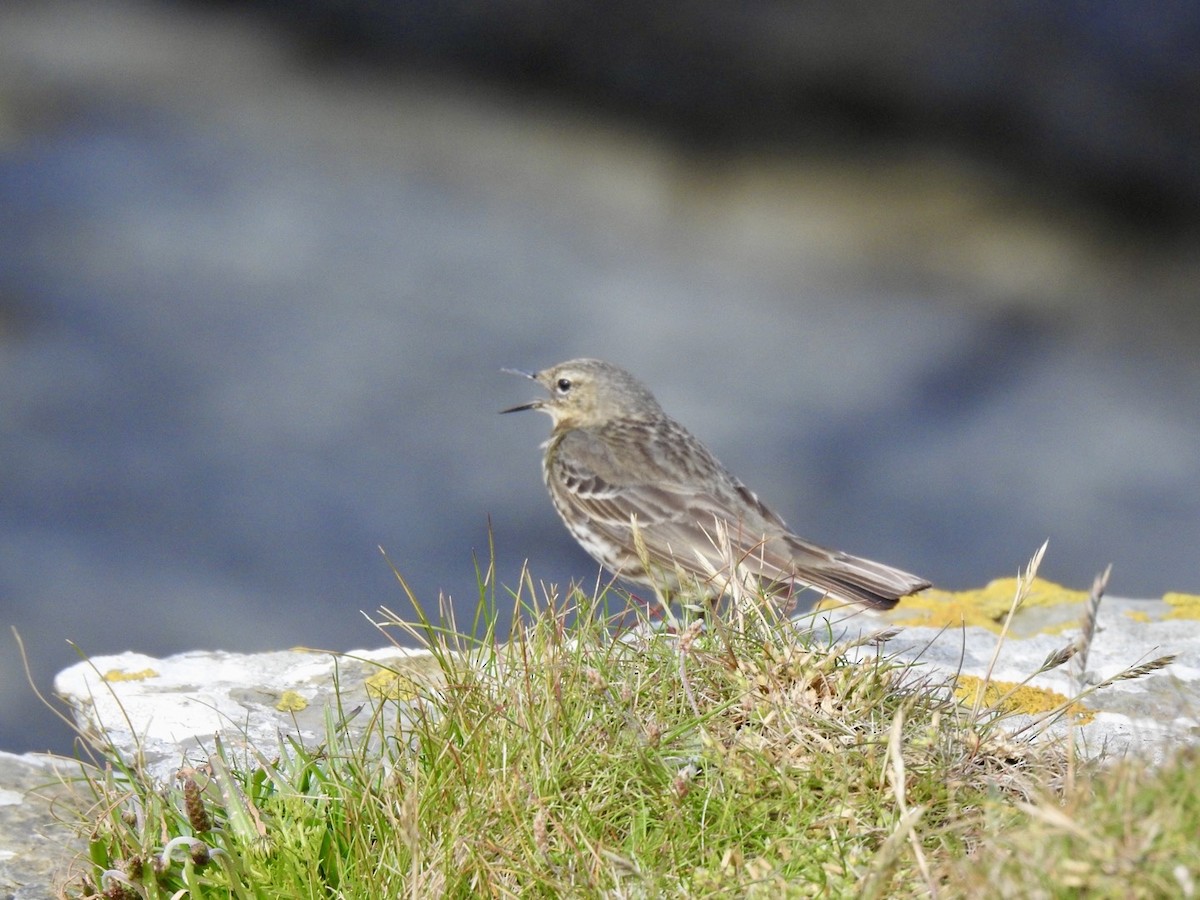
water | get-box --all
[2,2,1198,756]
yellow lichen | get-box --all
[275,691,308,712]
[885,577,1089,632]
[1163,592,1200,620]
[953,674,1093,724]
[102,668,159,682]
[1124,609,1153,624]
[365,669,420,701]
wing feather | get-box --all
[550,424,928,608]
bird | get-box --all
[501,358,930,610]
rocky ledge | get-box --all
[3,580,1197,895]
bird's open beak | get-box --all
[501,367,538,380]
[500,367,543,413]
[500,400,542,414]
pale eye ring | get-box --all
[556,378,572,394]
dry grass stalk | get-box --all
[1071,563,1111,691]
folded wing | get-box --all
[551,434,928,609]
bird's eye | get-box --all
[556,378,572,394]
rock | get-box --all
[53,647,446,783]
[0,751,86,899]
[53,582,1200,782]
[881,588,1200,760]
[15,581,1195,889]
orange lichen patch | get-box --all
[102,668,160,682]
[1163,592,1200,620]
[953,674,1094,724]
[1124,609,1153,624]
[365,668,421,702]
[885,578,1089,632]
[275,690,308,712]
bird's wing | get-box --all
[549,428,793,578]
[551,428,928,608]
[552,455,749,574]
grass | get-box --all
[53,548,1196,898]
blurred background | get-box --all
[2,0,1198,755]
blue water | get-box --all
[3,29,1198,756]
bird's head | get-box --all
[501,358,662,430]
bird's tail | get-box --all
[788,541,931,611]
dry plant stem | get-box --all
[14,627,91,736]
[676,621,705,720]
[971,540,1048,722]
[1092,655,1177,688]
[889,710,934,893]
[1008,652,1178,744]
[981,639,1079,727]
[628,515,677,631]
[862,709,930,900]
[1071,563,1111,691]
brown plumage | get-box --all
[503,358,930,610]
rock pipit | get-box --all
[503,358,929,610]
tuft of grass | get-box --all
[50,548,1195,898]
[939,746,1200,898]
